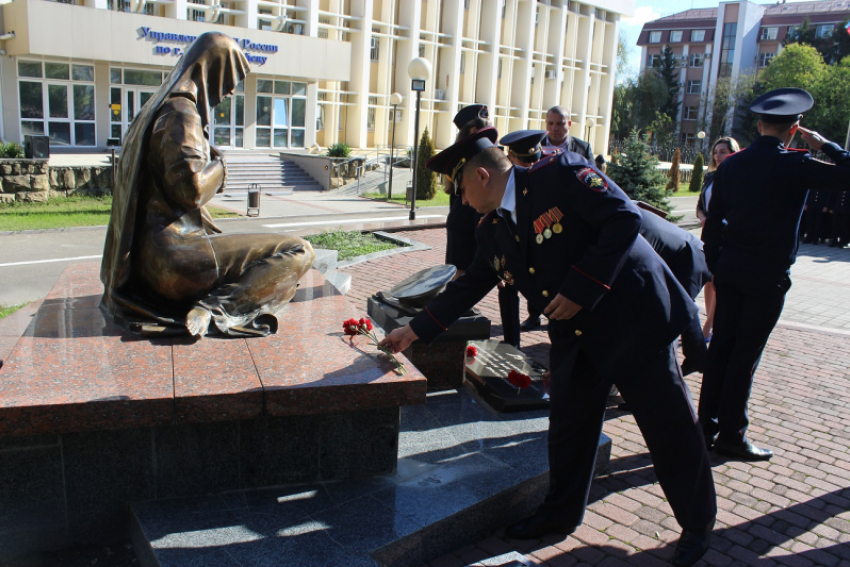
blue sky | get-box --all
[618,0,814,80]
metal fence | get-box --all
[607,141,707,165]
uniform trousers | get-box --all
[538,326,717,532]
[498,284,521,348]
[698,251,790,444]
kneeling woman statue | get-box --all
[100,32,314,338]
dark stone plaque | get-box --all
[462,340,550,413]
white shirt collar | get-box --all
[498,169,517,225]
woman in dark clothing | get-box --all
[696,137,739,340]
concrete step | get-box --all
[130,389,610,567]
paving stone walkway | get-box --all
[341,228,850,567]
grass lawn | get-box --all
[363,190,451,207]
[0,303,27,320]
[0,196,240,232]
[304,230,405,261]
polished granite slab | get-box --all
[131,388,612,567]
[0,263,426,437]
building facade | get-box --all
[637,0,850,146]
[0,0,632,154]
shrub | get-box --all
[689,152,704,194]
[415,127,437,200]
[666,148,681,192]
[0,143,24,158]
[326,143,351,158]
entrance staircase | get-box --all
[222,151,323,195]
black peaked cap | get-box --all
[750,87,814,124]
[453,104,489,129]
[426,127,499,180]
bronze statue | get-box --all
[101,32,314,338]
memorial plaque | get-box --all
[463,340,550,412]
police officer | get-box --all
[445,104,489,277]
[380,127,717,567]
[636,205,711,375]
[700,88,850,461]
[500,130,551,333]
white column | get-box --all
[305,82,318,148]
[437,0,464,149]
[234,0,257,29]
[296,0,319,37]
[345,0,374,149]
[395,0,422,148]
[166,0,188,20]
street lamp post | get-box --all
[407,57,431,221]
[585,118,596,147]
[387,92,403,200]
[697,130,706,156]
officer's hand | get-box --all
[378,324,419,354]
[799,127,830,150]
[543,293,582,320]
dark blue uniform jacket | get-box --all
[638,210,711,300]
[703,136,850,272]
[410,151,697,378]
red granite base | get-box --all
[0,263,426,437]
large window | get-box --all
[683,106,698,120]
[816,24,834,39]
[18,61,96,147]
[367,96,377,131]
[687,80,701,95]
[760,27,778,41]
[669,30,683,42]
[691,30,706,42]
[719,23,737,78]
[649,31,662,43]
[690,52,704,67]
[646,54,662,68]
[255,79,307,148]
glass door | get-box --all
[109,86,156,144]
[212,89,245,149]
[255,80,306,148]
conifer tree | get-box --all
[666,148,681,192]
[689,152,704,195]
[416,127,437,200]
[606,132,672,213]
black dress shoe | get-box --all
[681,358,704,376]
[506,514,576,540]
[672,523,713,567]
[714,439,773,461]
[520,316,541,331]
[703,432,718,451]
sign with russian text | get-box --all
[138,27,278,65]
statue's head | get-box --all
[172,32,250,109]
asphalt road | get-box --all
[0,195,699,307]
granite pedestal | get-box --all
[0,263,426,563]
[367,296,491,392]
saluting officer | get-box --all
[700,88,850,461]
[380,127,717,567]
[500,130,552,334]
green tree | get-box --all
[814,56,850,144]
[606,132,672,213]
[655,45,681,122]
[688,152,704,194]
[784,17,850,65]
[707,73,757,144]
[610,71,668,139]
[415,127,437,200]
[647,112,675,147]
[616,31,632,79]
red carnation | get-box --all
[359,318,373,332]
[343,318,360,336]
[507,370,532,389]
[466,345,477,358]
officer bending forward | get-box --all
[380,128,717,567]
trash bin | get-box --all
[406,182,414,202]
[247,183,261,217]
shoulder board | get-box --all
[530,154,558,171]
[478,212,494,227]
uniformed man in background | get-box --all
[380,127,716,567]
[700,88,850,461]
[542,106,593,161]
